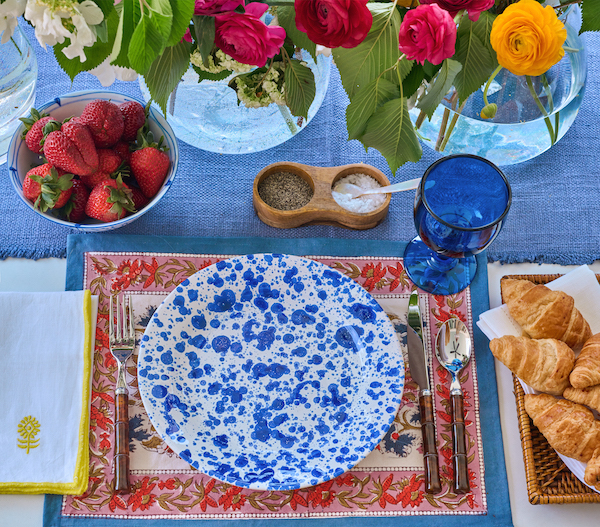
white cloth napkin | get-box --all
[476,264,600,491]
[0,291,96,494]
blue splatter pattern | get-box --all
[138,254,405,491]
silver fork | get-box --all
[109,294,135,494]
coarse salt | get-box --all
[332,173,386,213]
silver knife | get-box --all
[407,290,441,494]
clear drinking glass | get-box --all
[0,26,37,165]
[403,155,512,295]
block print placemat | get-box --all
[55,250,486,521]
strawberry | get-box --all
[130,186,149,211]
[112,140,132,164]
[119,101,146,141]
[62,179,90,222]
[23,163,74,212]
[85,176,135,222]
[130,128,170,198]
[43,119,99,176]
[79,148,123,189]
[79,99,124,148]
[20,109,54,154]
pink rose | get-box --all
[214,3,286,67]
[294,0,372,49]
[398,4,457,65]
[194,0,244,16]
[420,0,495,22]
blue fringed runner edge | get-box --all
[43,234,511,527]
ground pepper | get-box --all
[258,171,314,210]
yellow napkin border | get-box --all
[0,290,92,495]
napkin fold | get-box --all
[0,291,94,494]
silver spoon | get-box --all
[435,317,472,494]
[333,177,421,199]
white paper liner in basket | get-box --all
[477,265,600,493]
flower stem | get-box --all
[483,64,503,107]
[540,73,560,142]
[526,75,556,145]
[439,99,467,152]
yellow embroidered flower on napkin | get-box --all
[0,291,93,494]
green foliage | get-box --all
[277,6,317,60]
[144,41,193,115]
[167,0,195,47]
[360,98,422,174]
[333,3,402,99]
[193,15,216,67]
[346,78,399,140]
[284,59,316,119]
[417,59,463,119]
[453,15,496,104]
[581,0,600,33]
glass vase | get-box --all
[410,18,586,166]
[0,26,37,165]
[139,51,331,154]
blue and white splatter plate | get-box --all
[138,253,404,490]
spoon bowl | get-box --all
[333,177,421,199]
[435,317,472,494]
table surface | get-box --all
[2,258,600,527]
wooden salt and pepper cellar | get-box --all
[253,161,391,230]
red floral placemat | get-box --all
[60,251,486,519]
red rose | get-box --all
[398,4,457,65]
[420,0,495,22]
[294,0,372,49]
[194,0,244,16]
[214,2,286,67]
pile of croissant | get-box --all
[490,279,600,491]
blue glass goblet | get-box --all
[403,155,511,295]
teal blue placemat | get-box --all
[44,234,511,527]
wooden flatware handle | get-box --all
[114,392,130,494]
[451,393,470,494]
[419,393,441,494]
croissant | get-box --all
[489,336,574,395]
[569,333,600,388]
[524,393,600,463]
[563,385,600,413]
[585,448,600,491]
[501,279,592,351]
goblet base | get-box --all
[403,237,477,295]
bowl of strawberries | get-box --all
[8,90,178,231]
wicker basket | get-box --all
[502,274,600,504]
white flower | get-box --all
[25,0,104,62]
[0,0,26,44]
[88,56,137,86]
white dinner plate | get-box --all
[138,253,405,490]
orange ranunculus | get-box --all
[490,0,567,77]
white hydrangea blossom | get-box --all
[0,0,26,44]
[88,55,138,86]
[190,49,253,74]
[235,63,286,109]
[24,0,104,62]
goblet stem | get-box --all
[428,253,458,272]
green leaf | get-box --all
[128,8,167,74]
[145,41,193,115]
[277,6,316,60]
[148,0,173,43]
[193,15,216,67]
[333,3,402,99]
[402,63,425,100]
[53,5,119,80]
[112,0,139,69]
[167,0,195,46]
[417,59,462,119]
[453,17,495,104]
[284,58,316,119]
[360,98,422,174]
[346,78,399,140]
[581,0,600,33]
[192,65,232,82]
[476,11,498,68]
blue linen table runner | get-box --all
[0,25,599,266]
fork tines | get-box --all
[109,295,135,349]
